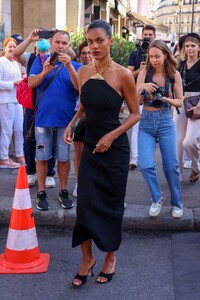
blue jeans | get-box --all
[23,109,56,176]
[138,108,182,208]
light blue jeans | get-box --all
[138,108,182,208]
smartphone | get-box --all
[39,30,55,39]
[49,52,59,66]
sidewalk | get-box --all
[0,114,200,231]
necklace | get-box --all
[93,59,112,79]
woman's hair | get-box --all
[1,37,17,56]
[180,35,200,59]
[3,37,17,48]
[78,40,89,58]
[87,19,112,39]
[146,39,177,79]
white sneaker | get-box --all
[149,194,165,217]
[172,206,183,219]
[183,160,192,169]
[124,202,127,208]
[0,158,20,169]
[73,183,78,198]
[129,158,138,169]
[27,174,37,187]
[45,176,56,188]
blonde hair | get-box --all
[180,36,200,59]
[146,39,177,79]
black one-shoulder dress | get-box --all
[72,76,130,252]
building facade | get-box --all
[155,0,200,38]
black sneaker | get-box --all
[36,191,49,211]
[58,189,74,209]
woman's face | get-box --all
[87,28,113,61]
[148,47,166,69]
[79,46,93,65]
[4,41,17,58]
[184,41,200,58]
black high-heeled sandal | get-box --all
[72,262,96,288]
[96,271,115,284]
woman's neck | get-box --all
[4,54,14,61]
[187,55,199,63]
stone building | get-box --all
[155,0,200,38]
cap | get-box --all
[11,34,24,45]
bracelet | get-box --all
[138,88,145,95]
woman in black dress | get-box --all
[64,20,140,287]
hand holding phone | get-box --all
[49,52,59,66]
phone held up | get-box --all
[39,30,55,39]
[49,52,59,66]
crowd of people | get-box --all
[0,19,199,286]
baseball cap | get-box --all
[11,34,24,45]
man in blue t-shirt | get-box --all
[28,30,82,211]
[127,25,156,169]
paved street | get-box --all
[0,227,200,300]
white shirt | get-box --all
[0,56,21,104]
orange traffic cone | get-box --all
[0,166,50,273]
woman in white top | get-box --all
[0,37,24,168]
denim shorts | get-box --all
[35,127,70,161]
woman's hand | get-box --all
[143,82,158,94]
[63,125,74,145]
[93,133,114,154]
[190,105,200,119]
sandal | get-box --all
[96,271,115,284]
[72,262,96,288]
[189,170,199,183]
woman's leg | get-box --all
[183,118,200,175]
[158,123,182,208]
[0,104,15,160]
[173,105,188,175]
[73,239,95,286]
[96,251,116,283]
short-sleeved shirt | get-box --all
[29,54,82,127]
[128,48,144,70]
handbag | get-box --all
[184,95,200,119]
[25,64,64,141]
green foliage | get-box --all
[65,27,85,59]
[111,35,136,67]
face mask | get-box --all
[36,39,50,52]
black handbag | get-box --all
[184,95,200,119]
[25,64,64,141]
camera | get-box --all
[49,51,59,66]
[151,84,166,108]
[141,37,151,61]
[39,30,55,39]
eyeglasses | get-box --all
[81,51,91,55]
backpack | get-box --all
[16,53,36,109]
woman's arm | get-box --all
[162,71,183,108]
[137,69,158,104]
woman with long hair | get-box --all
[64,19,140,287]
[137,39,183,219]
[174,33,200,183]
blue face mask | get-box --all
[36,39,50,52]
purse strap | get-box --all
[34,63,64,112]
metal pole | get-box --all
[191,0,195,32]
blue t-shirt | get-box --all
[29,54,82,127]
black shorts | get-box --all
[73,125,85,142]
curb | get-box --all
[0,201,199,232]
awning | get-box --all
[127,11,169,33]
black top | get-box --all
[179,59,200,92]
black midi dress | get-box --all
[72,75,130,252]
